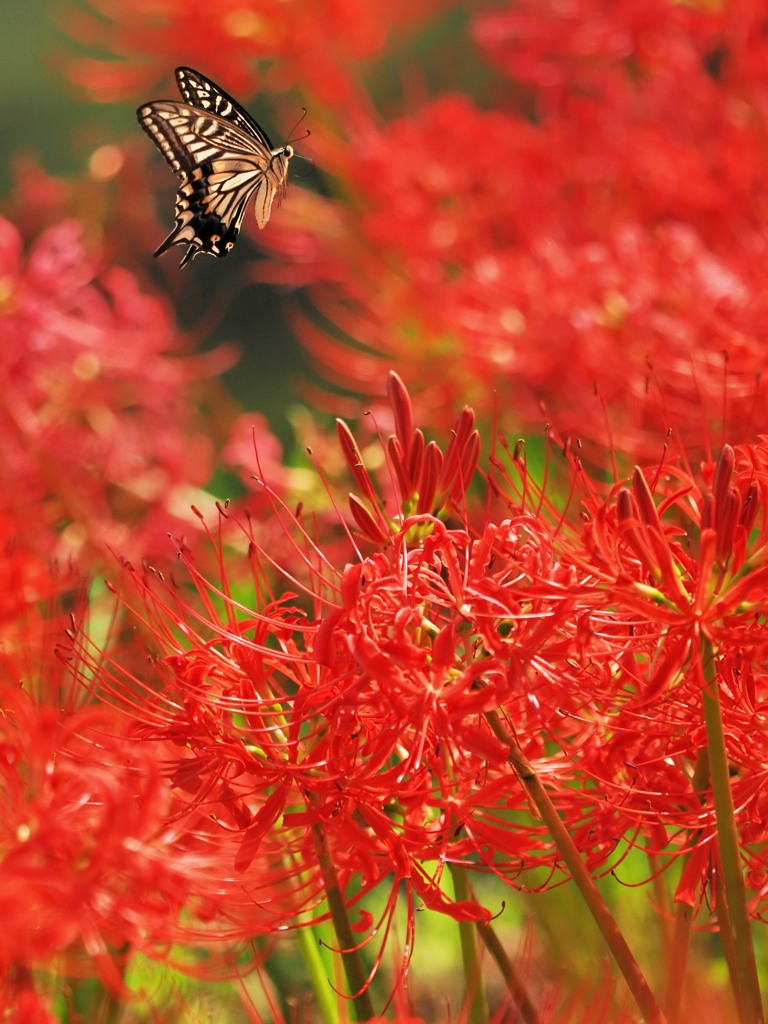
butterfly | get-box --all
[137,67,295,267]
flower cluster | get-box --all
[67,377,768,965]
[4,0,768,1018]
[564,443,768,902]
[0,555,250,1016]
[222,2,768,458]
[0,216,227,563]
[64,0,448,104]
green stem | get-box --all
[663,901,694,1023]
[96,988,124,1024]
[716,861,742,1019]
[94,943,131,1024]
[699,636,764,1024]
[472,903,541,1023]
[449,864,490,1024]
[297,917,340,1024]
[486,711,666,1024]
[311,820,375,1022]
[663,747,710,1022]
[647,851,673,961]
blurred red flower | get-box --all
[64,0,449,104]
[0,690,187,974]
[0,215,225,562]
[247,3,768,459]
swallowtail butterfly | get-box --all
[137,67,295,267]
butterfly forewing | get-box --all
[137,68,294,266]
[174,67,275,150]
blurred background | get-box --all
[0,0,310,445]
[0,3,91,186]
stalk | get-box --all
[311,820,375,1022]
[472,902,541,1023]
[486,710,667,1024]
[449,864,490,1024]
[297,916,341,1024]
[699,636,764,1024]
[96,989,124,1024]
[663,901,694,1023]
[663,747,710,1021]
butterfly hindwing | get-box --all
[137,69,294,266]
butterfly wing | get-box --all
[137,70,293,266]
[174,66,276,150]
[173,67,293,226]
[137,99,273,266]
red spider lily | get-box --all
[63,0,449,105]
[0,649,230,1008]
[0,689,180,975]
[5,152,155,275]
[476,0,767,243]
[574,444,768,672]
[56,373,768,1020]
[68,377,631,978]
[245,4,768,460]
[473,0,723,104]
[0,549,287,1018]
[284,207,768,453]
[0,984,58,1024]
[544,442,768,923]
[0,215,236,563]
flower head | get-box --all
[65,0,447,104]
[250,6,768,461]
[0,215,227,562]
[86,376,639,942]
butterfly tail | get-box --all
[153,228,198,268]
[178,247,198,268]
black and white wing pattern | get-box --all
[137,67,294,267]
[174,66,275,148]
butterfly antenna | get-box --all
[287,107,310,145]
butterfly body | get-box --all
[138,68,294,266]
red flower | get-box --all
[64,0,448,105]
[261,73,768,455]
[86,377,621,949]
[0,984,58,1024]
[0,215,229,562]
[473,0,723,102]
[55,370,768,1014]
[0,677,204,985]
[544,442,768,905]
[246,5,768,460]
[0,551,285,1010]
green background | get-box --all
[0,1,307,447]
